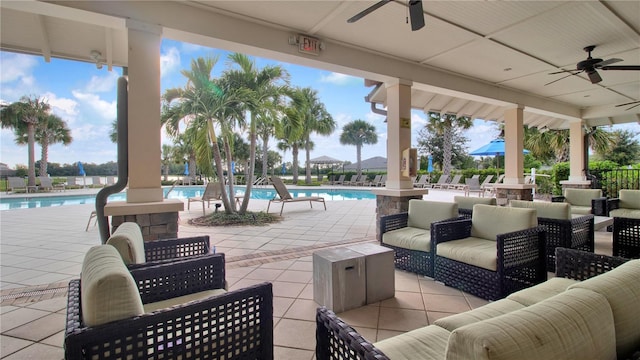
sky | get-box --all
[0,39,632,171]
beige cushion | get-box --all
[382,227,431,252]
[435,299,524,331]
[374,324,450,360]
[470,205,537,241]
[106,222,146,265]
[407,199,458,230]
[510,200,571,220]
[506,277,579,306]
[144,289,227,313]
[568,259,640,358]
[454,196,496,211]
[81,245,144,327]
[445,288,616,360]
[619,189,640,210]
[564,188,602,207]
[609,208,640,219]
[570,205,592,215]
[436,237,497,271]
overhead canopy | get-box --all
[308,156,343,165]
[469,139,530,157]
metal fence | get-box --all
[589,168,640,198]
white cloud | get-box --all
[161,47,181,78]
[42,92,79,119]
[181,42,208,53]
[84,72,119,93]
[72,91,117,121]
[0,53,38,84]
[319,72,358,85]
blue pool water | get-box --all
[0,186,376,210]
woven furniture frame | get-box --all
[612,216,640,258]
[316,306,390,360]
[432,218,547,301]
[552,195,609,216]
[458,208,472,219]
[126,235,212,270]
[538,215,594,271]
[65,256,273,360]
[554,248,629,280]
[379,212,434,277]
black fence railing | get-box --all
[589,168,640,198]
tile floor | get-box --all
[0,187,615,359]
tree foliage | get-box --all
[339,120,377,177]
[595,129,640,166]
[416,121,470,171]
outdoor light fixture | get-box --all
[90,50,104,69]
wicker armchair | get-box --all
[609,189,640,258]
[65,246,273,360]
[510,200,594,271]
[453,196,496,219]
[379,200,459,277]
[432,204,546,300]
[552,188,609,216]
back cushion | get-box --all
[510,200,571,220]
[454,196,496,211]
[568,259,640,358]
[81,245,144,327]
[619,189,640,210]
[106,222,146,265]
[407,199,458,230]
[445,288,616,360]
[471,205,537,240]
[564,188,602,207]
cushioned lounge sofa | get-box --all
[609,189,640,258]
[316,248,639,360]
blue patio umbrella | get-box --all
[469,138,529,174]
[281,163,286,175]
[427,155,434,173]
[231,161,235,175]
[77,161,86,176]
[183,162,189,176]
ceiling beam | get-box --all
[105,28,113,71]
[35,14,51,62]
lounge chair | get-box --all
[187,182,222,214]
[482,174,505,193]
[92,176,104,187]
[443,174,463,190]
[463,177,483,196]
[267,176,326,215]
[368,174,382,186]
[38,176,65,192]
[376,174,387,187]
[429,174,449,189]
[6,177,26,193]
[332,174,345,185]
[344,174,359,186]
[181,175,194,185]
[478,174,494,192]
[413,174,430,188]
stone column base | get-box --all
[494,187,533,206]
[559,180,592,192]
[111,212,178,241]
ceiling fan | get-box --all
[546,45,640,85]
[616,100,640,111]
[347,0,425,31]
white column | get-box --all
[126,19,163,203]
[385,79,413,190]
[569,120,586,181]
[503,105,524,184]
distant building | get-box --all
[343,156,387,172]
[0,163,16,179]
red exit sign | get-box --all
[298,35,322,56]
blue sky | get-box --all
[1,38,522,170]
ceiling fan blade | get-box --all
[601,65,640,71]
[615,100,640,107]
[544,73,576,86]
[549,69,579,75]
[587,70,602,84]
[596,58,623,67]
[626,103,640,110]
[347,0,392,23]
[409,1,425,31]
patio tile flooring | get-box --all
[0,187,615,359]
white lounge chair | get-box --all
[187,182,222,214]
[267,176,326,215]
[38,176,65,192]
[6,177,26,193]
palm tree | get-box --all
[339,120,377,177]
[0,96,51,186]
[256,97,283,179]
[31,114,72,176]
[161,144,174,181]
[275,102,305,183]
[427,113,472,175]
[286,87,335,184]
[224,53,289,212]
[525,126,614,163]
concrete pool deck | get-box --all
[0,186,614,359]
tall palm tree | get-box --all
[224,53,289,212]
[339,120,377,177]
[25,114,72,176]
[161,144,174,181]
[427,113,472,175]
[525,126,614,163]
[0,96,51,186]
[286,87,335,184]
[256,97,283,179]
[275,102,305,183]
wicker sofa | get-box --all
[510,200,594,271]
[65,245,273,360]
[316,248,639,360]
[609,189,640,258]
[379,200,459,277]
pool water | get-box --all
[0,186,375,210]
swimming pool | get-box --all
[0,186,376,210]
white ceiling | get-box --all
[1,0,639,129]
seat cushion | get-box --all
[445,288,616,360]
[610,208,640,219]
[570,205,593,215]
[81,245,144,327]
[374,324,450,360]
[407,199,458,230]
[434,299,525,331]
[106,222,146,265]
[454,196,496,211]
[564,188,602,207]
[470,205,537,241]
[510,200,571,220]
[506,277,579,306]
[144,289,227,313]
[568,259,640,358]
[382,227,431,252]
[436,237,497,271]
[619,189,640,211]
